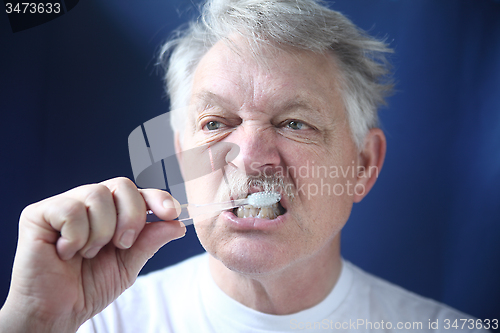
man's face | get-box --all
[180,38,361,276]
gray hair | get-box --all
[158,0,393,149]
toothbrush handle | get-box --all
[177,198,247,224]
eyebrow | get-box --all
[192,91,331,123]
[281,99,318,113]
[279,98,331,125]
[192,91,234,114]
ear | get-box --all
[353,128,386,203]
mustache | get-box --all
[216,172,296,202]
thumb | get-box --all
[121,220,186,276]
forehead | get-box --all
[190,38,344,112]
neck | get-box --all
[208,235,342,315]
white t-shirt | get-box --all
[78,253,485,332]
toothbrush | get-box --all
[147,191,281,225]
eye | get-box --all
[286,120,307,130]
[205,121,224,131]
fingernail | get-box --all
[163,199,175,209]
[163,198,181,216]
[84,246,100,258]
[120,230,136,249]
[174,223,186,240]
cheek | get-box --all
[285,151,357,232]
[288,156,358,201]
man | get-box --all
[0,0,486,332]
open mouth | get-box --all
[232,194,286,219]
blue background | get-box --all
[1,0,499,320]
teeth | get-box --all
[236,202,283,219]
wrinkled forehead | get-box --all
[190,37,345,110]
[198,35,342,77]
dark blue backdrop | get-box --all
[1,0,499,321]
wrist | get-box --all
[0,300,77,333]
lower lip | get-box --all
[219,210,288,231]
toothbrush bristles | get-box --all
[247,192,281,208]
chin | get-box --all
[196,227,301,277]
[214,245,293,277]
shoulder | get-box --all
[343,261,482,332]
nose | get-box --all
[229,123,281,177]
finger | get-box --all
[120,220,186,277]
[139,188,181,221]
[65,184,117,258]
[100,177,147,250]
[22,196,91,261]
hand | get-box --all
[0,177,185,333]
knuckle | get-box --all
[113,176,135,188]
[104,177,138,196]
[85,184,112,203]
[19,204,38,228]
[115,176,132,183]
[20,202,37,219]
[59,199,87,221]
[114,177,137,192]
